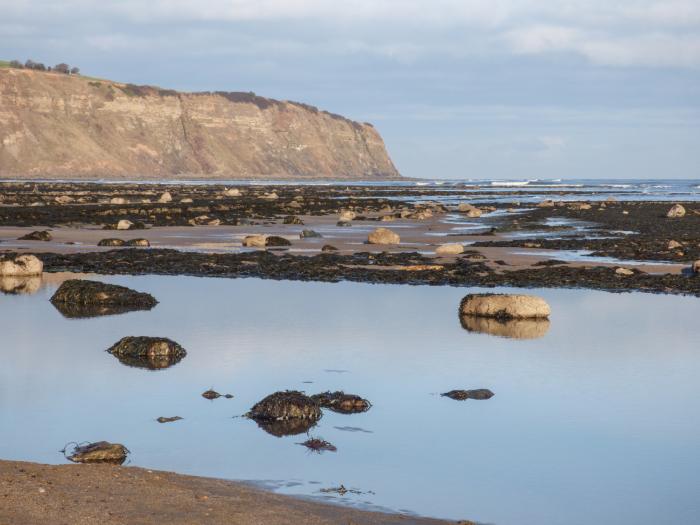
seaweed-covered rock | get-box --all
[367,227,400,245]
[321,244,338,252]
[108,336,186,360]
[125,238,150,247]
[300,229,322,239]
[299,438,337,453]
[50,280,157,318]
[0,255,43,277]
[283,215,304,225]
[67,441,129,464]
[460,315,550,339]
[441,389,494,401]
[18,230,52,241]
[311,391,371,414]
[248,391,321,422]
[98,238,126,247]
[266,236,292,247]
[157,416,183,424]
[460,293,550,320]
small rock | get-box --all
[180,198,193,203]
[125,238,150,247]
[666,204,686,218]
[537,200,555,208]
[339,210,356,222]
[283,215,304,225]
[222,188,241,197]
[116,219,134,230]
[18,230,52,241]
[311,392,371,414]
[668,240,683,250]
[248,391,322,421]
[460,293,550,319]
[54,195,74,205]
[107,337,186,361]
[441,389,494,401]
[266,236,291,247]
[242,235,267,248]
[692,260,700,274]
[98,238,126,247]
[321,245,338,252]
[157,416,183,424]
[336,220,352,227]
[298,438,337,453]
[615,267,634,276]
[367,227,400,245]
[158,192,173,203]
[201,390,222,400]
[110,197,127,205]
[300,229,322,239]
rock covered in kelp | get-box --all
[311,391,371,414]
[107,337,186,370]
[50,280,157,318]
[125,238,150,247]
[321,244,338,252]
[67,441,129,464]
[248,391,321,422]
[300,229,322,239]
[0,255,43,276]
[98,238,126,247]
[201,389,233,400]
[441,389,494,401]
[367,227,400,245]
[283,215,304,225]
[157,416,183,424]
[18,230,52,241]
[265,235,292,247]
[666,204,686,218]
[460,293,550,320]
[460,315,550,339]
[299,438,337,453]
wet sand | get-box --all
[0,460,453,525]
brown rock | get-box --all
[367,227,400,245]
[460,293,550,319]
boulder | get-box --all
[615,267,634,276]
[51,279,157,318]
[242,235,267,248]
[116,219,134,230]
[667,204,686,218]
[107,336,186,364]
[18,230,52,241]
[321,244,338,252]
[98,238,126,247]
[311,392,371,414]
[693,260,700,274]
[266,236,291,247]
[283,215,304,225]
[460,293,550,319]
[110,197,127,205]
[367,227,400,245]
[0,255,43,277]
[158,191,173,203]
[435,243,464,256]
[300,229,322,239]
[339,210,356,222]
[125,238,150,247]
[67,441,129,464]
[222,188,241,197]
[667,240,683,250]
[248,391,322,422]
[460,315,550,339]
[441,389,494,401]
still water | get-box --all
[1,275,699,525]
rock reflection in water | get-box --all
[460,315,550,339]
[51,302,156,319]
[110,353,185,371]
[253,417,319,437]
[0,276,42,295]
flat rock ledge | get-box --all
[460,293,551,320]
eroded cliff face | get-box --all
[0,69,400,179]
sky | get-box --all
[2,0,699,180]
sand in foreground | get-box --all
[0,460,455,525]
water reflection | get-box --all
[51,302,157,319]
[109,353,186,370]
[459,314,551,339]
[252,417,319,438]
[0,276,42,295]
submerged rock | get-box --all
[367,227,400,245]
[0,255,43,277]
[107,337,186,370]
[248,391,322,422]
[18,230,52,241]
[460,293,550,320]
[98,238,126,247]
[311,391,371,414]
[460,315,550,339]
[67,441,129,464]
[283,215,304,225]
[441,389,494,401]
[666,204,686,218]
[50,280,157,318]
[125,238,150,247]
[298,437,337,453]
[157,416,183,424]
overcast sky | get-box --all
[2,0,699,179]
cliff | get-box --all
[0,68,400,179]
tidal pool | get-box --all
[1,275,699,525]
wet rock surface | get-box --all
[0,254,43,277]
[107,337,186,370]
[156,416,183,424]
[441,389,495,401]
[460,293,551,319]
[311,391,372,414]
[459,315,551,339]
[248,391,322,422]
[18,230,52,241]
[299,438,337,453]
[50,279,157,318]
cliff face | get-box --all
[0,69,400,179]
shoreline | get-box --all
[0,459,454,525]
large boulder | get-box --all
[460,315,550,339]
[67,441,129,464]
[248,391,322,422]
[242,235,267,248]
[460,293,550,319]
[0,255,43,277]
[367,227,400,245]
[265,235,291,247]
[339,210,356,222]
[457,203,482,217]
[666,204,686,218]
[107,337,187,370]
[435,243,464,256]
[50,279,157,318]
